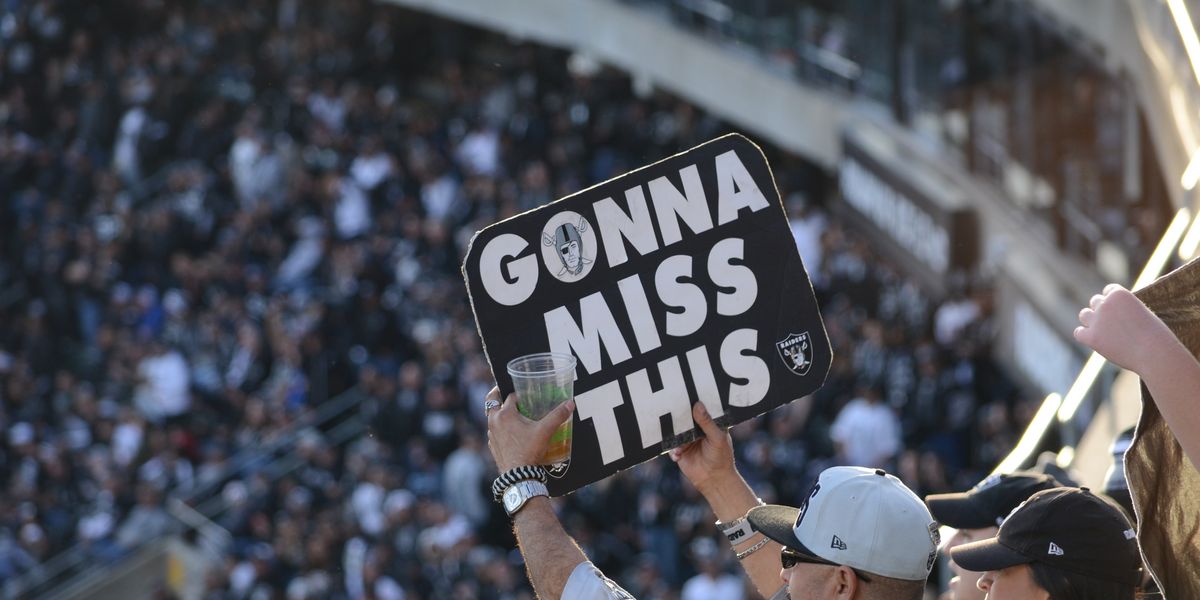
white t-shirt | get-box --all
[562,562,637,599]
[682,573,745,600]
[790,213,827,285]
[830,398,900,468]
[135,350,191,419]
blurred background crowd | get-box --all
[0,0,1035,598]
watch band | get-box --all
[492,465,549,502]
[503,479,549,517]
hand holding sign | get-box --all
[669,401,736,496]
[464,134,831,495]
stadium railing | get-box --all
[993,206,1199,478]
[4,388,368,599]
[992,0,1200,476]
[23,500,231,600]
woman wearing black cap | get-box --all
[949,487,1142,600]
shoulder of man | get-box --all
[563,562,638,600]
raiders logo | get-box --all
[540,211,596,283]
[547,457,571,479]
[776,332,813,376]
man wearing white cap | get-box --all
[742,466,940,599]
[485,389,940,600]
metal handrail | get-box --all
[7,388,367,599]
[182,387,367,508]
[992,207,1195,476]
[167,498,233,551]
[193,410,367,519]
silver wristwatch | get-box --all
[502,479,549,516]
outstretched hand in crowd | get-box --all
[1076,284,1200,471]
[1074,284,1180,373]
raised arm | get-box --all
[670,402,785,599]
[1075,284,1200,471]
[485,387,634,600]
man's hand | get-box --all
[1074,284,1176,374]
[485,386,575,472]
[669,402,736,496]
[671,402,784,599]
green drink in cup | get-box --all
[507,352,576,467]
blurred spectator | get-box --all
[680,538,745,600]
[134,339,191,422]
[830,385,901,469]
[113,485,171,552]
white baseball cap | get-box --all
[747,466,940,581]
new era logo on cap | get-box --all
[974,474,1003,491]
[1047,542,1064,556]
[831,536,847,551]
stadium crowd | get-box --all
[0,1,1036,598]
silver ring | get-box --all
[484,399,501,413]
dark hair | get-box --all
[1029,562,1136,600]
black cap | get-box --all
[925,472,1060,530]
[950,487,1141,586]
[1103,427,1137,519]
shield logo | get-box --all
[547,458,571,479]
[776,332,813,376]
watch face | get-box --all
[503,486,522,513]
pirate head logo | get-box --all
[547,457,571,479]
[776,332,813,376]
[540,211,596,283]
[926,522,941,570]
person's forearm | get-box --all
[511,497,589,600]
[1139,334,1200,472]
[699,470,785,599]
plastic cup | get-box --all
[507,352,576,466]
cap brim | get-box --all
[925,493,995,530]
[950,537,1031,573]
[747,504,803,549]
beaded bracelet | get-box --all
[492,465,549,502]
[735,536,771,560]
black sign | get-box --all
[463,134,831,496]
